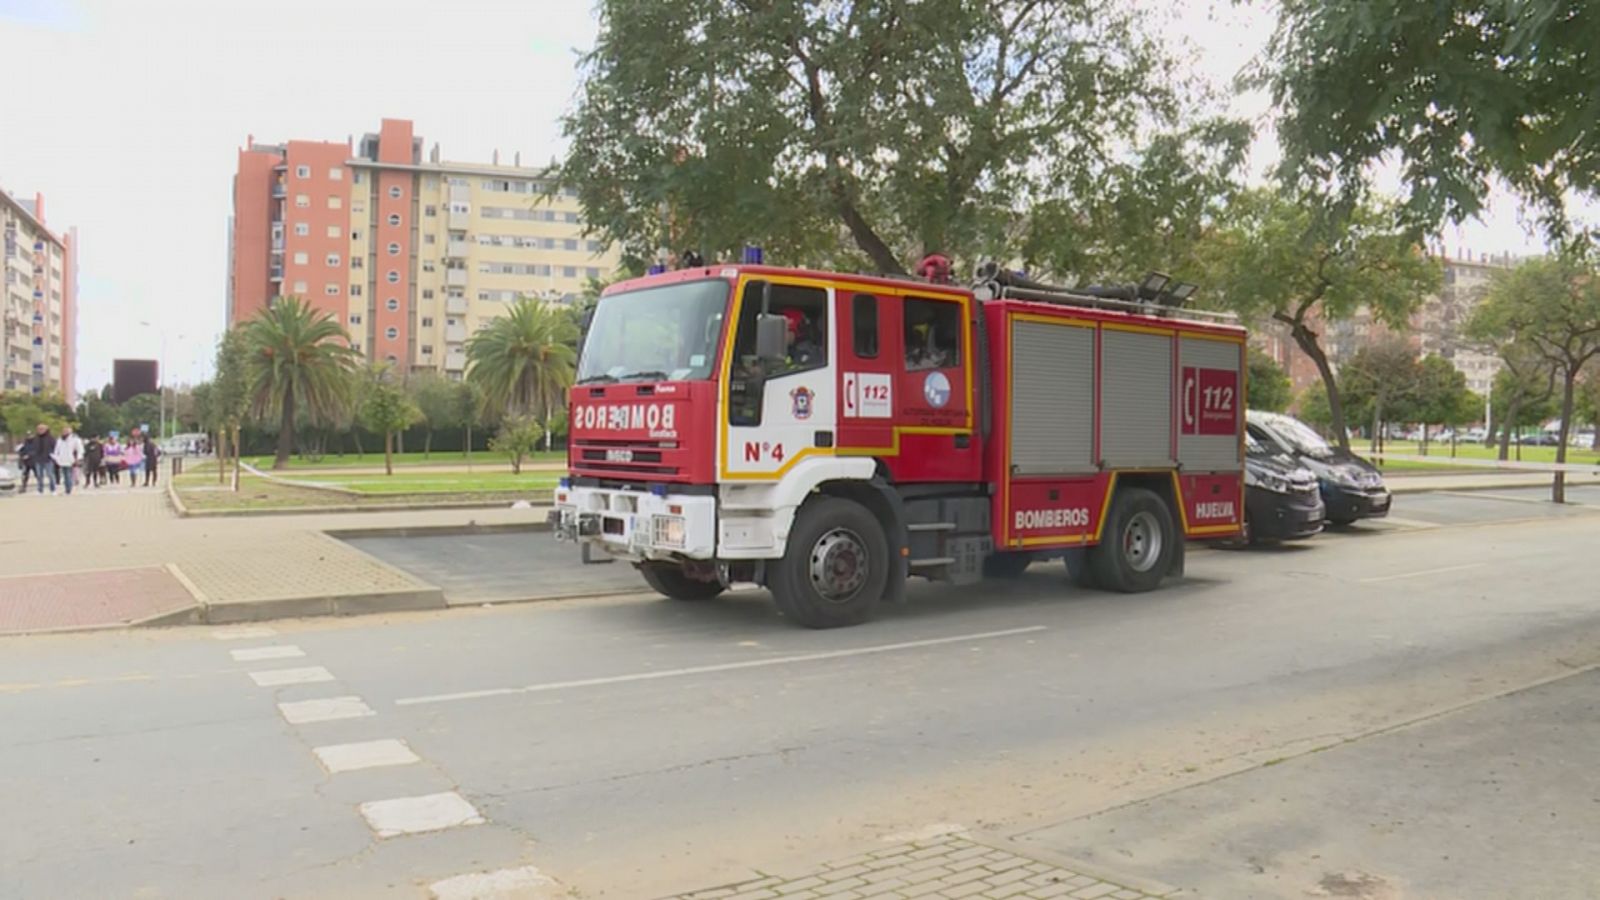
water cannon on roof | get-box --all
[971,261,1226,322]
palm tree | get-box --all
[465,298,578,447]
[241,297,359,469]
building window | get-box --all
[326,253,341,267]
[587,240,603,252]
[422,289,434,299]
[295,194,310,207]
[353,171,364,184]
[353,201,365,213]
[421,344,433,355]
[351,343,361,352]
[293,280,307,293]
[329,168,343,181]
[351,258,363,269]
[387,242,401,256]
[350,230,361,242]
[388,185,403,199]
[325,283,340,296]
[387,271,400,283]
[385,327,399,339]
[421,316,434,327]
[425,205,437,217]
[585,267,601,278]
[563,239,578,251]
[327,225,342,238]
[422,260,436,272]
[328,195,343,210]
[386,298,399,311]
[350,313,362,324]
[293,252,309,264]
[351,285,362,297]
[387,213,401,226]
[294,222,309,236]
[423,234,436,245]
[295,164,310,178]
[562,266,577,278]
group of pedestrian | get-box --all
[15,423,160,495]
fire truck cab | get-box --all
[553,263,1246,627]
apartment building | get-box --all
[1,188,76,399]
[228,118,620,376]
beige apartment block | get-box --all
[1,188,76,399]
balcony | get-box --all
[445,295,468,315]
[271,182,286,199]
[269,266,284,281]
[445,324,467,343]
[448,206,470,229]
[444,351,467,371]
[445,240,468,259]
[446,269,468,287]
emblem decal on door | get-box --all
[790,386,815,420]
[923,371,952,408]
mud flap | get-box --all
[1169,533,1185,578]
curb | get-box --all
[197,585,447,624]
[172,495,552,518]
[324,521,551,540]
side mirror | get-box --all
[756,314,788,362]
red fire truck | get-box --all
[553,261,1246,627]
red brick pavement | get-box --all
[0,567,195,634]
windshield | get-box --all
[576,280,730,383]
[1261,414,1334,458]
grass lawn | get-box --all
[290,471,560,495]
[1360,440,1600,466]
[239,450,566,470]
[172,470,553,511]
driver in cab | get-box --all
[730,307,822,423]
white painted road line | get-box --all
[230,645,305,662]
[313,739,421,774]
[396,625,1049,707]
[359,791,484,838]
[430,865,563,900]
[278,696,375,724]
[211,625,276,640]
[249,666,335,687]
[1380,515,1444,530]
[1359,562,1489,584]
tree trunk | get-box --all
[397,431,405,454]
[274,390,296,470]
[384,430,394,476]
[231,423,242,492]
[1554,372,1576,503]
[1290,324,1350,451]
[1497,397,1520,461]
[216,429,226,485]
[465,422,472,470]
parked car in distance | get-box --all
[1247,410,1392,527]
[0,462,17,495]
[1242,430,1324,543]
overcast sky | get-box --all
[0,0,1555,396]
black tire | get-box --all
[1089,488,1178,593]
[983,552,1032,579]
[768,496,889,628]
[638,562,724,601]
[1065,549,1097,588]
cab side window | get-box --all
[904,297,960,371]
[852,293,879,358]
[728,283,829,426]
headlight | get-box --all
[651,514,686,549]
[1246,468,1293,494]
[1327,468,1361,488]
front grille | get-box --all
[572,438,680,479]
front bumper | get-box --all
[1246,487,1325,541]
[552,485,716,561]
[1324,485,1391,521]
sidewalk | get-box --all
[0,486,550,635]
[1382,470,1600,494]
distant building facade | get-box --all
[228,118,621,377]
[1,188,76,400]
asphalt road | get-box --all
[5,491,1600,899]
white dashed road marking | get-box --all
[396,625,1050,707]
[1359,562,1489,584]
[211,625,277,640]
[250,666,335,687]
[313,739,421,774]
[430,865,564,900]
[230,645,305,662]
[278,695,376,724]
[359,791,484,837]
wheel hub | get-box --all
[1122,510,1163,573]
[809,527,868,603]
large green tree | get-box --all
[1202,189,1442,450]
[1412,355,1473,448]
[1338,336,1422,450]
[407,372,459,458]
[562,0,1184,274]
[1470,256,1600,500]
[359,366,423,476]
[1266,0,1600,241]
[1245,347,1292,413]
[466,299,578,449]
[212,328,253,487]
[240,297,359,470]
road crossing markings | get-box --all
[211,625,277,640]
[249,665,335,687]
[358,791,484,838]
[395,625,1050,707]
[277,695,376,724]
[312,739,421,774]
[1358,562,1489,584]
[230,645,305,662]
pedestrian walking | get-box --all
[21,424,57,494]
[142,431,160,487]
[51,425,84,495]
[16,440,32,492]
[103,434,124,485]
[124,430,145,486]
[83,435,104,487]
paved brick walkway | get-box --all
[0,566,194,633]
[670,834,1177,900]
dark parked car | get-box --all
[1246,411,1391,526]
[1242,430,1324,543]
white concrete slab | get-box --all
[312,739,420,774]
[277,695,375,724]
[359,791,484,838]
[210,625,276,640]
[230,645,305,662]
[430,865,564,900]
[249,666,335,687]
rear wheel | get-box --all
[769,497,889,628]
[1089,488,1178,593]
[638,562,724,601]
[983,552,1032,579]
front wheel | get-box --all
[638,562,724,601]
[768,497,890,628]
[1089,488,1178,593]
